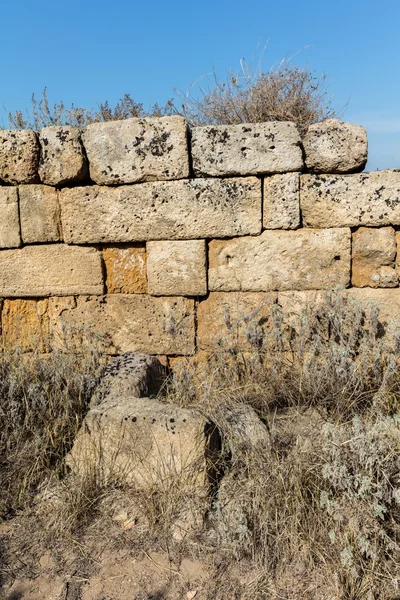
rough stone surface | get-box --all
[59,178,261,243]
[345,288,400,328]
[49,295,195,355]
[263,173,300,229]
[0,187,21,248]
[2,299,49,352]
[147,240,207,296]
[66,395,219,490]
[352,227,398,288]
[303,119,368,174]
[0,130,40,184]
[82,116,189,185]
[39,126,89,185]
[191,122,303,176]
[19,185,62,243]
[197,292,277,350]
[103,246,147,293]
[301,170,400,227]
[208,228,351,292]
[0,245,103,297]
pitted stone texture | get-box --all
[0,245,103,297]
[59,178,261,243]
[352,227,398,288]
[2,299,49,352]
[263,173,300,229]
[208,228,351,292]
[303,119,368,174]
[39,126,89,185]
[0,130,39,184]
[19,185,62,243]
[197,292,277,350]
[82,116,189,185]
[103,246,147,293]
[301,171,400,227]
[191,122,303,176]
[49,295,195,355]
[0,187,21,248]
[147,240,207,296]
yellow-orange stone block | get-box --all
[103,246,147,294]
[2,299,49,351]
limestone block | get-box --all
[82,116,189,184]
[345,288,400,329]
[49,294,195,355]
[103,245,147,293]
[263,172,300,229]
[147,240,207,296]
[19,185,62,243]
[59,178,261,243]
[0,245,103,297]
[39,126,89,185]
[2,299,49,352]
[303,119,368,173]
[0,187,21,248]
[197,292,277,350]
[191,122,303,176]
[352,227,398,288]
[208,228,351,292]
[301,170,400,227]
[0,130,40,184]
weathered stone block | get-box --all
[263,172,300,229]
[0,187,21,248]
[301,171,400,227]
[0,245,103,297]
[345,288,400,328]
[191,122,303,176]
[147,240,207,296]
[303,119,368,173]
[2,299,49,351]
[0,130,39,184]
[19,185,62,243]
[82,116,189,184]
[352,227,398,288]
[197,292,277,350]
[59,178,261,243]
[208,229,351,291]
[39,126,89,185]
[49,294,195,355]
[103,245,147,293]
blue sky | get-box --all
[1,0,399,171]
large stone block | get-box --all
[103,245,147,293]
[303,119,368,173]
[208,228,351,291]
[0,130,39,184]
[0,187,21,248]
[147,240,207,296]
[82,116,189,184]
[39,126,89,185]
[301,170,400,227]
[49,294,195,355]
[0,245,103,297]
[352,227,398,288]
[2,299,49,351]
[19,185,62,243]
[59,178,261,243]
[197,292,277,350]
[263,172,300,229]
[191,122,303,176]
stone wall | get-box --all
[0,115,399,360]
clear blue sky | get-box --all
[1,0,399,171]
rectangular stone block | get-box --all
[19,185,62,243]
[147,240,207,296]
[82,116,190,184]
[0,130,39,184]
[2,299,49,352]
[0,187,21,248]
[301,170,400,227]
[352,227,398,288]
[39,126,89,186]
[263,172,300,229]
[191,122,303,176]
[49,295,195,355]
[103,245,147,293]
[0,245,103,297]
[208,228,351,292]
[59,178,261,243]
